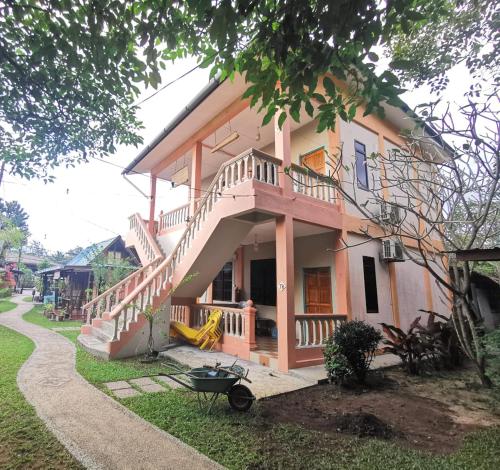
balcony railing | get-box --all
[295,314,347,348]
[159,204,189,232]
[290,164,337,204]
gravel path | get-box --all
[0,295,221,470]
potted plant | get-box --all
[141,304,160,363]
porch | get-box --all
[170,301,347,370]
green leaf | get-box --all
[323,76,336,97]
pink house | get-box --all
[79,75,449,372]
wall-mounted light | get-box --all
[253,234,259,253]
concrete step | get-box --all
[77,334,109,360]
[90,325,113,343]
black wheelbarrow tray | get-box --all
[158,363,256,413]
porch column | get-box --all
[190,141,203,216]
[275,112,292,196]
[276,214,295,372]
[333,229,352,320]
[148,174,157,235]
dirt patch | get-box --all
[259,368,499,454]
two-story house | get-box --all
[78,74,450,372]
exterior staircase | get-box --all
[78,149,280,359]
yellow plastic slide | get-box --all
[170,310,223,351]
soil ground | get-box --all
[259,366,500,455]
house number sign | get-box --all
[278,281,286,291]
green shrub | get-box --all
[0,287,12,298]
[484,329,500,385]
[323,341,351,384]
[332,320,382,384]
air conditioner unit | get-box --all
[379,202,401,225]
[380,240,404,262]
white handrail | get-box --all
[82,257,162,324]
[128,213,163,261]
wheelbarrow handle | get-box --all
[202,364,252,383]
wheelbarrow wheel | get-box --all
[228,384,254,412]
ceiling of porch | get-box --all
[240,220,333,246]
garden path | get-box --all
[0,295,221,470]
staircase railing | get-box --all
[106,149,280,340]
[128,213,164,262]
[82,257,162,324]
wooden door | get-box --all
[301,148,326,174]
[304,268,333,313]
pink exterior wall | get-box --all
[347,233,393,329]
[394,252,429,331]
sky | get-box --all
[1,57,473,254]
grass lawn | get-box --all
[23,305,83,329]
[16,304,500,469]
[0,325,82,468]
[0,299,16,313]
[68,338,500,469]
[22,296,33,302]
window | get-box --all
[212,261,233,301]
[355,140,369,190]
[362,256,379,313]
[251,259,276,306]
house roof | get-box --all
[36,236,120,275]
[124,73,451,177]
[65,237,118,267]
[455,247,500,262]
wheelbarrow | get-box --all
[159,361,255,413]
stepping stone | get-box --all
[113,387,141,398]
[154,375,183,390]
[139,383,165,393]
[105,381,131,391]
[129,377,156,387]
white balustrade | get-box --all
[171,305,190,323]
[290,165,337,204]
[159,204,190,231]
[129,213,163,262]
[295,314,347,348]
[191,304,246,339]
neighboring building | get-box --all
[38,236,138,318]
[79,75,450,371]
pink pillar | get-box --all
[190,141,203,216]
[148,174,157,235]
[334,229,352,320]
[275,112,292,195]
[243,299,257,351]
[276,215,295,372]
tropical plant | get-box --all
[381,311,463,375]
[43,303,54,317]
[333,320,382,384]
[323,340,351,384]
[381,317,429,375]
